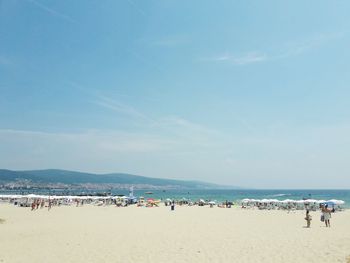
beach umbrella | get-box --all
[327,199,345,205]
[208,201,216,205]
[10,195,22,199]
[24,194,39,198]
[281,199,295,203]
[304,199,317,204]
[321,201,336,206]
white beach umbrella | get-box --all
[327,199,345,205]
[24,194,39,198]
[281,199,295,203]
[10,195,22,199]
[304,199,317,203]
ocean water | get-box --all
[133,189,350,207]
[1,189,349,207]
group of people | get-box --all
[304,204,332,228]
[30,199,55,210]
[31,199,46,210]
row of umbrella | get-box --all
[0,195,345,206]
[241,198,345,205]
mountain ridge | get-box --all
[0,169,240,189]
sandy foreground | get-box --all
[0,204,349,263]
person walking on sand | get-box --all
[321,204,331,227]
[304,210,312,228]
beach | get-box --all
[1,204,349,263]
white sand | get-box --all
[0,204,349,263]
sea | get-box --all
[1,189,349,208]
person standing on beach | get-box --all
[321,205,331,227]
[171,200,175,211]
[305,210,312,228]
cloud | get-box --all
[1,122,350,187]
[27,0,77,23]
[0,127,218,175]
[0,128,175,158]
[91,93,223,149]
[204,52,267,65]
[93,95,157,124]
[232,52,267,65]
[203,32,345,65]
[275,32,345,59]
[92,94,219,141]
[155,116,220,138]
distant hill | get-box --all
[0,169,239,189]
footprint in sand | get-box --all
[0,218,5,224]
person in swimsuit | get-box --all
[321,205,331,227]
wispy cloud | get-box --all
[27,0,77,23]
[275,32,345,59]
[93,95,156,124]
[203,32,345,65]
[155,116,219,137]
[202,51,267,65]
[207,52,267,65]
[93,96,218,137]
[0,129,178,173]
[92,94,222,145]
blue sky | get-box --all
[1,0,350,188]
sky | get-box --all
[1,0,350,188]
